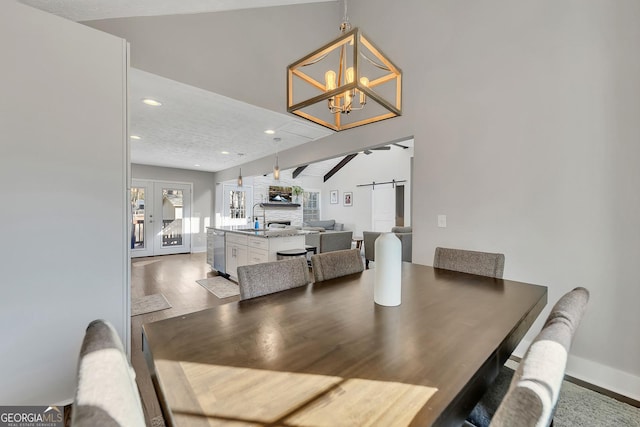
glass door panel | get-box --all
[131,180,154,258]
[154,183,191,256]
[131,187,146,249]
[161,188,184,247]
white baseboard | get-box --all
[565,354,640,401]
[513,339,640,401]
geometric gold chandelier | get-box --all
[287,7,402,131]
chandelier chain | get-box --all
[341,0,351,32]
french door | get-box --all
[221,184,253,226]
[131,180,192,258]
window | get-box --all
[229,190,246,219]
[303,191,320,222]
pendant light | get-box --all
[286,0,402,131]
[273,138,281,181]
[273,156,280,181]
[237,168,243,187]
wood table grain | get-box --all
[143,263,547,426]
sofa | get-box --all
[302,219,344,231]
[363,226,412,269]
[305,230,353,253]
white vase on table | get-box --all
[374,232,402,306]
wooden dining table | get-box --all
[142,263,547,427]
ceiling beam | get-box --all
[392,142,409,149]
[324,153,358,182]
[292,165,308,179]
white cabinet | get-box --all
[226,243,248,280]
[224,232,305,281]
[247,236,269,265]
[248,248,269,265]
[226,233,248,280]
[206,228,215,267]
[264,235,306,259]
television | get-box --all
[268,185,292,203]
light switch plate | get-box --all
[437,215,447,228]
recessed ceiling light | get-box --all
[142,98,162,107]
[194,164,201,167]
[264,129,275,135]
[221,151,230,155]
[130,135,141,140]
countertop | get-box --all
[207,225,314,239]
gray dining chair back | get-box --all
[237,257,310,300]
[467,287,590,427]
[433,247,505,278]
[311,248,364,282]
[72,320,146,427]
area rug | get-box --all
[554,380,640,427]
[196,277,240,299]
[131,293,171,316]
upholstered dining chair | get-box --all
[311,248,364,282]
[72,319,146,427]
[237,257,310,300]
[466,287,590,427]
[433,247,505,278]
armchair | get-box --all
[363,230,412,269]
[305,230,353,253]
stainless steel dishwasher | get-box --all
[212,229,228,277]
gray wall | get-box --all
[132,164,216,251]
[88,0,640,398]
[347,0,640,398]
[213,0,640,398]
[1,2,128,404]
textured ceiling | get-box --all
[130,68,332,172]
[19,0,334,22]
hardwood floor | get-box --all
[130,252,239,426]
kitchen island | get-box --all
[206,226,310,281]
